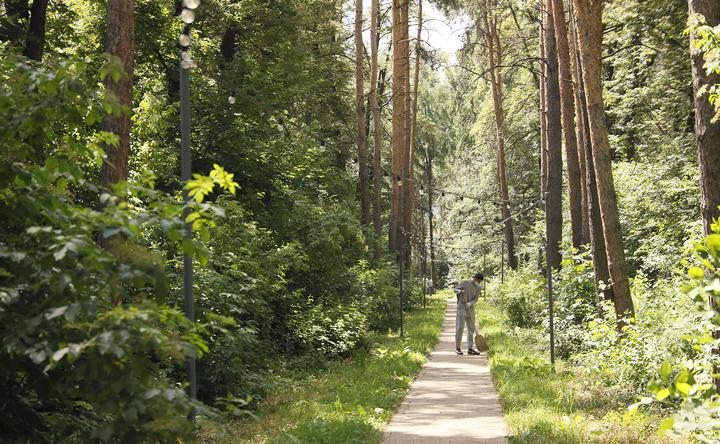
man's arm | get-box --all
[454,282,470,309]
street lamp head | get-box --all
[180,8,195,24]
[178,34,190,47]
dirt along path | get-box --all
[381,296,508,443]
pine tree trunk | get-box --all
[355,0,370,226]
[550,0,583,249]
[22,0,48,61]
[568,0,611,308]
[572,0,634,321]
[390,0,406,253]
[401,0,412,264]
[689,0,720,236]
[370,0,383,256]
[567,1,591,245]
[407,0,422,259]
[688,0,720,392]
[483,0,517,270]
[100,0,135,188]
[540,28,548,198]
[543,0,563,269]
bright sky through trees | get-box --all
[360,2,469,69]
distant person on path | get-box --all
[427,278,435,295]
[453,273,484,355]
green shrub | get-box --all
[489,269,547,328]
[288,301,368,359]
[0,56,233,442]
[350,260,401,332]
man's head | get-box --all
[473,273,484,285]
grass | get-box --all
[476,300,680,444]
[199,293,447,444]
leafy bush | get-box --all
[553,251,598,359]
[350,260,401,332]
[0,56,238,442]
[288,301,368,359]
[488,269,546,328]
[634,227,720,442]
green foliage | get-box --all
[351,261,401,332]
[0,57,216,442]
[634,228,720,442]
[289,302,368,359]
[488,269,546,329]
[475,301,666,443]
[689,13,720,121]
[199,293,447,444]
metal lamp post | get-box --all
[544,192,555,367]
[397,174,405,338]
[178,0,199,414]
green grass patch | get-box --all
[199,293,447,444]
[476,301,678,444]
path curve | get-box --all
[381,296,508,443]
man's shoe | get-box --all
[455,348,463,355]
[467,348,480,355]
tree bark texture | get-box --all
[550,0,583,249]
[689,0,720,236]
[390,0,406,252]
[401,0,412,264]
[688,0,720,392]
[568,0,611,308]
[100,0,135,188]
[543,0,563,269]
[22,0,48,61]
[567,0,590,245]
[540,26,548,198]
[370,0,383,254]
[407,0,423,263]
[483,0,517,270]
[572,0,634,321]
[355,0,371,226]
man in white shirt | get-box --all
[453,273,484,355]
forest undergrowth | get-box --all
[198,293,446,444]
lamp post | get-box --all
[420,185,427,309]
[544,192,555,367]
[426,154,436,284]
[500,237,505,284]
[483,248,486,299]
[178,0,199,414]
[397,174,405,338]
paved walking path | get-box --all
[381,297,508,444]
